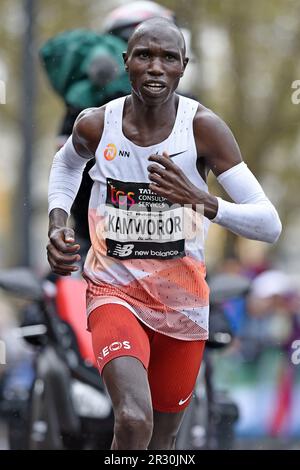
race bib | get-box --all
[104,178,186,260]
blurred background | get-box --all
[0,0,300,450]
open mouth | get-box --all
[143,82,166,93]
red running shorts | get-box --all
[88,303,206,413]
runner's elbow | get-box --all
[263,207,282,243]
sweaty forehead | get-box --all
[128,23,185,55]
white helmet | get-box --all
[103,1,176,42]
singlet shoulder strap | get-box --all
[171,95,199,136]
[179,95,199,119]
[103,96,127,134]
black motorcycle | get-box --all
[0,268,113,450]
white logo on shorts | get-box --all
[97,340,131,365]
[178,392,193,406]
[112,244,134,257]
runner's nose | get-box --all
[148,58,164,76]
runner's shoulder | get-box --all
[193,103,242,172]
[193,103,229,138]
[73,106,106,157]
[193,103,235,150]
[74,106,106,142]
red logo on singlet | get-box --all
[108,183,136,206]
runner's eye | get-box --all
[139,51,150,59]
[165,53,177,61]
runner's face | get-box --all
[125,28,187,105]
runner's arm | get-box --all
[47,107,104,274]
[194,110,282,243]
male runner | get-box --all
[44,1,176,247]
[47,18,282,449]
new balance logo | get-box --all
[112,243,134,257]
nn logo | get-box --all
[119,150,130,158]
[0,340,6,365]
[104,143,130,161]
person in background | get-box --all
[247,270,300,436]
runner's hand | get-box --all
[147,152,207,204]
[47,227,81,276]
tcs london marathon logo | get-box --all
[104,143,130,161]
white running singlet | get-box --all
[84,95,211,341]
